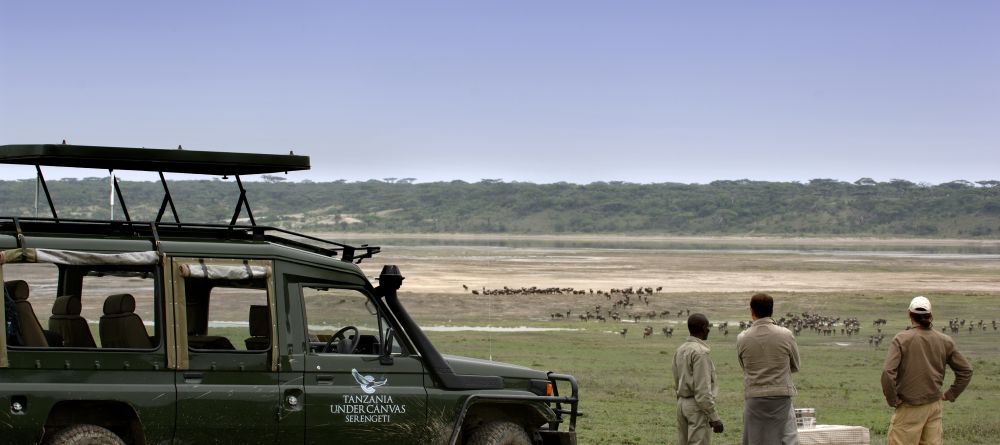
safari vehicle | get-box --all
[0,143,579,445]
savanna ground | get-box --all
[344,234,1000,445]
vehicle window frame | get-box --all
[3,262,163,353]
[297,283,404,357]
[170,257,277,371]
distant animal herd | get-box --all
[463,285,997,345]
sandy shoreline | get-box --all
[343,235,1000,294]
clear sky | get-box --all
[1,1,997,184]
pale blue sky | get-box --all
[1,1,997,184]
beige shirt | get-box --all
[673,336,721,422]
[881,325,973,407]
[736,317,800,398]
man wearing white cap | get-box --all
[881,296,973,445]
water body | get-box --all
[332,233,1000,255]
[332,234,1000,257]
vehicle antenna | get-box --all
[109,169,115,220]
[34,174,39,217]
[489,289,494,361]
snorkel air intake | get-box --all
[377,265,503,390]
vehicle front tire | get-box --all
[466,421,532,445]
[46,424,126,445]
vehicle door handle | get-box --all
[184,372,204,383]
[317,374,334,385]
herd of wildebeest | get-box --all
[464,285,998,346]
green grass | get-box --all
[423,291,1000,445]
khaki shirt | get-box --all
[881,325,973,407]
[673,336,721,422]
[736,317,800,398]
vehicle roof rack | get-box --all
[0,144,309,175]
[0,143,379,263]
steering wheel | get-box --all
[323,326,360,354]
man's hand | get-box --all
[710,420,724,433]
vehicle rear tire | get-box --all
[466,421,532,445]
[46,424,126,445]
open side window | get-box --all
[301,286,403,357]
[174,259,274,355]
[1,248,161,351]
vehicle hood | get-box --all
[442,354,547,380]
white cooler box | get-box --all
[798,424,871,445]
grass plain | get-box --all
[15,234,998,444]
[349,235,1000,444]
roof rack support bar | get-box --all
[12,217,24,248]
[34,165,58,222]
[229,175,256,227]
[149,222,162,253]
[155,171,181,225]
[111,174,133,223]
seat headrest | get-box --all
[52,295,82,315]
[248,305,270,337]
[104,293,136,315]
[4,280,30,301]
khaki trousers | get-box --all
[677,397,712,445]
[887,401,943,445]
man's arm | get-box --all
[881,337,903,407]
[943,347,973,401]
[691,351,721,422]
[671,351,682,393]
[788,334,801,373]
[735,336,746,371]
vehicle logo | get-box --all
[352,368,388,394]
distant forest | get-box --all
[2,177,999,238]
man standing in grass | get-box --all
[673,313,724,445]
[737,293,800,445]
[881,296,973,445]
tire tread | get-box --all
[46,424,126,445]
[466,420,531,445]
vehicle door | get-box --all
[171,257,279,444]
[0,249,175,444]
[295,284,429,444]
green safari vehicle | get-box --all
[0,144,580,445]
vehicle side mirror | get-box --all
[379,328,395,365]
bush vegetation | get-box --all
[3,177,999,237]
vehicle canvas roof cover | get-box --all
[0,144,310,175]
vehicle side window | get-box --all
[3,262,158,350]
[179,260,271,353]
[187,285,269,352]
[303,287,387,356]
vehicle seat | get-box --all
[49,295,96,348]
[99,293,152,349]
[188,335,235,350]
[5,280,48,347]
[244,305,271,350]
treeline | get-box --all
[2,177,999,237]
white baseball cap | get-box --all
[908,296,932,314]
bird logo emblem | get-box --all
[352,368,388,394]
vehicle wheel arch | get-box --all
[461,401,551,441]
[42,400,145,445]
